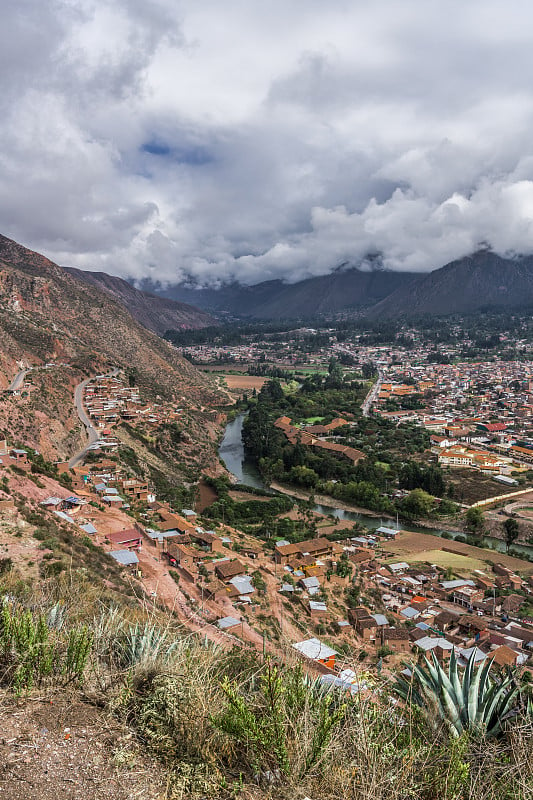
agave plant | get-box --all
[394,648,526,738]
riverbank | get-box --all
[219,413,533,560]
[269,480,388,519]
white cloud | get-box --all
[2,0,533,285]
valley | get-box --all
[0,236,531,799]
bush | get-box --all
[0,600,92,692]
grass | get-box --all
[0,571,530,799]
[394,548,487,574]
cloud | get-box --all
[2,1,533,285]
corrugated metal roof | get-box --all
[109,550,139,566]
[292,638,337,660]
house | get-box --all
[376,526,400,539]
[348,548,375,565]
[214,559,246,581]
[308,600,328,618]
[381,628,411,653]
[400,606,421,620]
[228,575,255,595]
[434,610,459,632]
[415,636,454,661]
[452,586,485,611]
[299,576,321,595]
[106,528,143,551]
[103,495,124,508]
[120,479,149,502]
[292,638,338,669]
[388,562,409,575]
[501,594,525,615]
[356,616,379,640]
[274,537,337,565]
[491,644,520,669]
[191,530,225,553]
[457,615,489,640]
[217,616,241,630]
[109,550,139,568]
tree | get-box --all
[401,489,435,518]
[503,517,520,552]
[251,570,267,596]
[336,552,352,579]
[465,507,485,537]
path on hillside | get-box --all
[8,368,30,392]
[68,368,119,468]
[361,367,384,417]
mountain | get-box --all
[0,234,221,461]
[369,251,533,317]
[65,267,215,335]
[142,267,419,320]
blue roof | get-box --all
[400,606,420,619]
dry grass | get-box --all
[391,548,487,575]
[0,574,531,800]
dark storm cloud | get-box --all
[2,0,533,284]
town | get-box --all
[1,336,532,691]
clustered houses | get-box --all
[363,360,533,473]
[180,327,335,367]
[30,454,533,680]
[274,416,365,465]
[83,375,182,437]
[361,550,533,667]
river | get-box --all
[219,414,533,559]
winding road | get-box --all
[68,368,119,468]
[8,368,30,392]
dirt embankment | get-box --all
[0,692,167,799]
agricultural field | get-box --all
[446,468,523,505]
[222,374,268,390]
[394,548,487,575]
[384,530,533,575]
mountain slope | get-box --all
[142,267,419,319]
[0,234,222,460]
[65,267,215,334]
[369,251,533,317]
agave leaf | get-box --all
[449,648,463,708]
[435,653,462,710]
[483,680,518,735]
[477,655,494,707]
[462,649,476,711]
[467,655,485,728]
[439,681,464,738]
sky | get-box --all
[3,1,533,286]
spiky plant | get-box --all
[394,649,526,738]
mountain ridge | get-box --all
[368,251,533,317]
[0,234,222,463]
[65,267,215,334]
[140,266,419,319]
[142,251,533,320]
